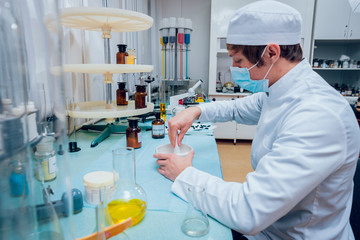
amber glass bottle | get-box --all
[116,82,128,106]
[135,85,147,109]
[116,44,128,64]
[152,112,165,139]
[126,117,141,149]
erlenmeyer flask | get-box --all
[107,147,147,226]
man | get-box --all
[154,1,360,239]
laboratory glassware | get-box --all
[67,98,81,153]
[152,111,165,139]
[135,84,147,109]
[184,19,193,79]
[107,147,147,227]
[116,82,129,106]
[126,49,136,64]
[1,0,73,239]
[126,117,142,149]
[159,18,169,78]
[117,44,128,64]
[181,186,209,237]
[33,135,57,182]
[169,17,177,80]
[177,18,185,80]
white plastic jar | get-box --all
[83,171,117,205]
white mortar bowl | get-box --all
[155,143,193,157]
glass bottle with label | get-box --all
[34,135,57,181]
[126,117,141,149]
[135,85,147,109]
[152,112,165,139]
[116,82,128,106]
[116,44,128,64]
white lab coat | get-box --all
[171,60,360,239]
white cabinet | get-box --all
[314,0,360,39]
[210,94,257,141]
[348,10,360,39]
[311,0,360,96]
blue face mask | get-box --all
[230,47,274,93]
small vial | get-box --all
[135,85,147,109]
[116,44,128,64]
[116,82,128,106]
[9,159,28,197]
[34,136,57,182]
[127,49,136,64]
[126,117,142,149]
[152,112,165,139]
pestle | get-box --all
[174,134,181,154]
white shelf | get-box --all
[51,64,154,75]
[209,92,251,97]
[46,7,153,33]
[312,68,360,71]
[69,100,154,118]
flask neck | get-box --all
[112,148,136,184]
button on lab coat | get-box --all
[172,60,360,239]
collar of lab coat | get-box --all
[267,59,310,100]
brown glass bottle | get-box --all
[152,112,165,139]
[116,44,128,64]
[116,82,128,106]
[135,85,147,109]
[126,117,141,149]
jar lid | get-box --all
[117,82,126,89]
[154,111,161,119]
[117,44,127,52]
[83,171,117,188]
[135,85,146,92]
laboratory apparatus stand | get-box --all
[54,2,154,147]
[177,18,185,81]
[159,17,193,81]
[158,17,193,109]
[184,19,193,79]
[1,0,75,239]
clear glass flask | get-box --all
[107,147,147,227]
[181,186,209,237]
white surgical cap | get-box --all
[226,0,302,45]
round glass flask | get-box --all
[106,147,147,227]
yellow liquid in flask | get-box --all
[108,198,146,226]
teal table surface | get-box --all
[67,120,232,240]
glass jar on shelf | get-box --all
[33,135,57,182]
[127,49,136,64]
[116,82,128,106]
[117,44,128,64]
[135,85,147,109]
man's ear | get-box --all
[266,43,280,62]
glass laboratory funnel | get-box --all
[107,147,147,227]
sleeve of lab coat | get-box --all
[197,93,265,125]
[172,103,348,235]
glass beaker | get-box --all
[107,147,147,227]
[181,186,209,237]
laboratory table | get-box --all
[66,120,232,240]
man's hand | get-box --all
[154,150,195,181]
[168,107,201,147]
